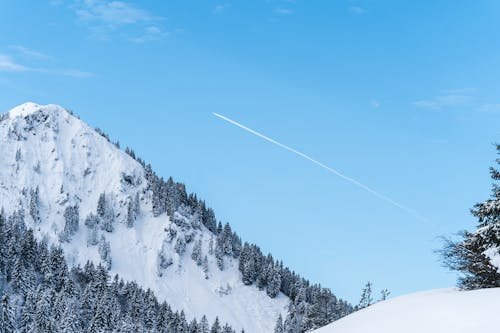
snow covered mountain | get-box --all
[312,288,500,333]
[0,102,290,332]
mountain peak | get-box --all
[0,102,293,332]
[8,102,67,119]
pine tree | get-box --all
[203,256,210,279]
[98,236,112,270]
[221,223,233,256]
[208,236,214,255]
[144,289,158,330]
[199,315,210,333]
[97,193,107,217]
[127,193,140,229]
[211,317,221,333]
[11,257,24,292]
[175,236,187,256]
[34,289,57,332]
[87,223,99,246]
[215,238,225,271]
[188,318,199,333]
[0,294,16,333]
[59,299,81,333]
[221,323,233,333]
[284,284,309,333]
[134,192,141,215]
[441,144,500,288]
[97,193,114,232]
[127,199,135,228]
[267,264,282,298]
[379,289,390,301]
[191,239,203,266]
[29,186,41,224]
[62,204,79,241]
[21,291,36,332]
[89,290,114,332]
[357,281,373,309]
[274,314,284,333]
[304,288,339,329]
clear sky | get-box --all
[1,0,500,303]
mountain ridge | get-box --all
[0,102,352,332]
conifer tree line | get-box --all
[441,144,500,289]
[0,209,237,333]
[124,147,354,332]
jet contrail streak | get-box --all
[213,112,427,222]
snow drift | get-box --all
[313,288,500,333]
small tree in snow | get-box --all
[379,289,390,301]
[357,281,373,309]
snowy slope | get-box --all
[0,102,288,332]
[313,288,500,333]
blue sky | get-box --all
[1,0,500,303]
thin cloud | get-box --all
[349,6,366,14]
[476,104,500,113]
[72,0,166,41]
[129,26,169,43]
[275,7,293,15]
[414,93,473,110]
[213,4,230,14]
[0,52,92,78]
[74,0,157,26]
[414,88,500,113]
[0,54,29,72]
[9,45,54,61]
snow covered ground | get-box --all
[313,288,500,333]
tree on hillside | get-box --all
[1,294,16,333]
[357,282,373,309]
[379,289,390,302]
[440,144,500,289]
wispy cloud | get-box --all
[129,26,169,43]
[9,45,54,61]
[275,7,293,15]
[413,90,473,110]
[414,88,500,114]
[0,50,93,78]
[72,0,167,41]
[0,54,29,72]
[74,0,157,26]
[349,6,366,15]
[476,104,500,113]
[213,3,230,14]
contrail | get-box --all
[213,112,427,222]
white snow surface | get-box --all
[0,102,288,332]
[313,288,500,333]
